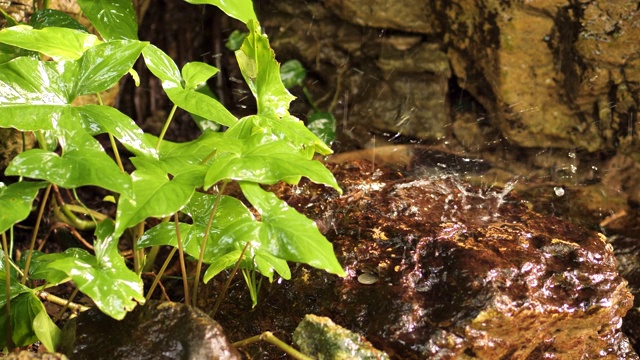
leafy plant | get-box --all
[0,0,344,352]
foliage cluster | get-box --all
[0,0,344,352]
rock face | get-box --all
[260,0,640,153]
[59,301,240,360]
[210,161,636,359]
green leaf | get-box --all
[138,193,257,258]
[240,182,345,276]
[30,9,88,32]
[307,111,336,147]
[44,221,144,320]
[73,39,147,96]
[0,25,100,60]
[33,307,61,352]
[0,40,146,132]
[150,131,227,175]
[0,9,19,27]
[141,44,181,84]
[280,59,307,89]
[114,157,197,237]
[204,132,341,192]
[165,87,237,127]
[236,20,295,119]
[77,105,157,158]
[0,181,48,234]
[6,136,132,196]
[0,274,59,351]
[183,0,257,24]
[77,0,138,40]
[189,84,222,132]
[181,61,218,90]
[142,45,237,127]
[24,251,70,285]
[225,30,248,51]
[0,42,36,65]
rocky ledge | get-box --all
[208,160,636,359]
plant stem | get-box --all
[22,183,52,285]
[156,104,178,150]
[145,246,177,302]
[232,331,313,360]
[210,241,250,319]
[1,232,14,351]
[37,290,90,313]
[133,222,145,274]
[97,93,125,173]
[174,212,190,305]
[192,182,227,307]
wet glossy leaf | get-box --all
[236,20,294,119]
[225,30,248,51]
[141,44,181,84]
[280,59,306,89]
[44,221,144,320]
[30,9,88,32]
[73,40,147,96]
[78,0,138,40]
[114,158,197,237]
[240,182,345,276]
[204,132,340,191]
[138,193,257,258]
[143,45,237,127]
[307,111,336,147]
[0,25,100,60]
[189,84,222,132]
[0,42,36,65]
[0,181,47,234]
[182,61,218,90]
[230,114,333,156]
[6,146,132,196]
[149,131,227,175]
[165,87,237,127]
[76,105,157,158]
[183,0,256,24]
[0,40,145,132]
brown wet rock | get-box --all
[208,161,636,359]
[59,301,240,360]
[608,235,640,354]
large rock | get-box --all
[208,161,636,359]
[59,301,240,360]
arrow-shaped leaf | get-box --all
[240,182,345,276]
[43,221,144,320]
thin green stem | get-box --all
[200,149,217,165]
[96,93,125,173]
[192,182,227,307]
[174,212,190,305]
[145,247,177,302]
[232,331,313,360]
[210,241,250,319]
[133,222,145,274]
[156,104,178,150]
[53,287,79,322]
[1,232,13,351]
[22,183,52,285]
[302,86,319,112]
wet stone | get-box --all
[293,314,389,360]
[59,301,240,360]
[209,160,636,359]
